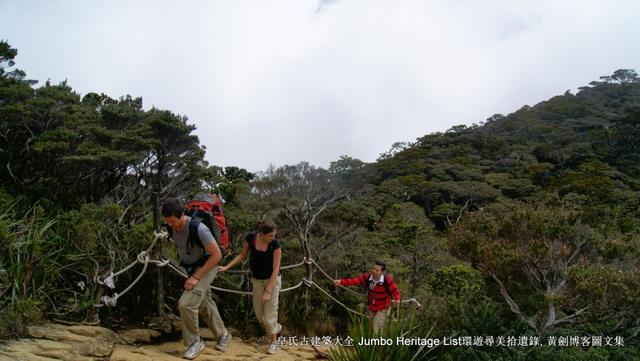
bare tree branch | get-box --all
[491,273,539,332]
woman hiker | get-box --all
[219,219,283,354]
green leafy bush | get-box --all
[328,313,438,361]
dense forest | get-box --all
[1,40,639,360]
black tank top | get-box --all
[245,233,281,280]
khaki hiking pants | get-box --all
[178,266,226,345]
[251,275,281,335]
[370,308,390,333]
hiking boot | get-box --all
[183,338,205,360]
[267,341,278,354]
[215,330,231,352]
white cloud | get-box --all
[1,0,639,171]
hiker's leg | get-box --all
[179,288,206,345]
[197,267,226,337]
[199,289,226,337]
[262,275,281,336]
[368,311,376,332]
[251,278,267,329]
[371,309,388,333]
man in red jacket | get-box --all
[334,261,401,332]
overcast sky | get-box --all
[2,0,639,172]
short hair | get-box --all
[161,198,185,218]
[374,260,386,272]
[257,219,277,234]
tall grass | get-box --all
[328,311,439,361]
[0,204,73,336]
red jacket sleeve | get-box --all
[340,273,368,287]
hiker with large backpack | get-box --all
[161,197,232,360]
[184,193,231,258]
[219,219,283,355]
[334,260,401,332]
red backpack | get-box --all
[186,193,231,256]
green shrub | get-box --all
[328,313,438,361]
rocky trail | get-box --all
[0,323,328,361]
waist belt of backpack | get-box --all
[181,254,210,276]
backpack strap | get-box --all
[383,274,391,295]
[184,221,209,274]
[186,219,204,256]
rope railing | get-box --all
[155,253,308,295]
[95,231,168,307]
[281,258,307,270]
[280,281,304,293]
[156,255,253,295]
[95,233,421,313]
[218,258,307,274]
[210,285,252,295]
[303,278,367,317]
[96,231,168,290]
[309,258,366,297]
[139,253,305,296]
[224,268,250,274]
[95,256,149,308]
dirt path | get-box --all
[0,323,328,361]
